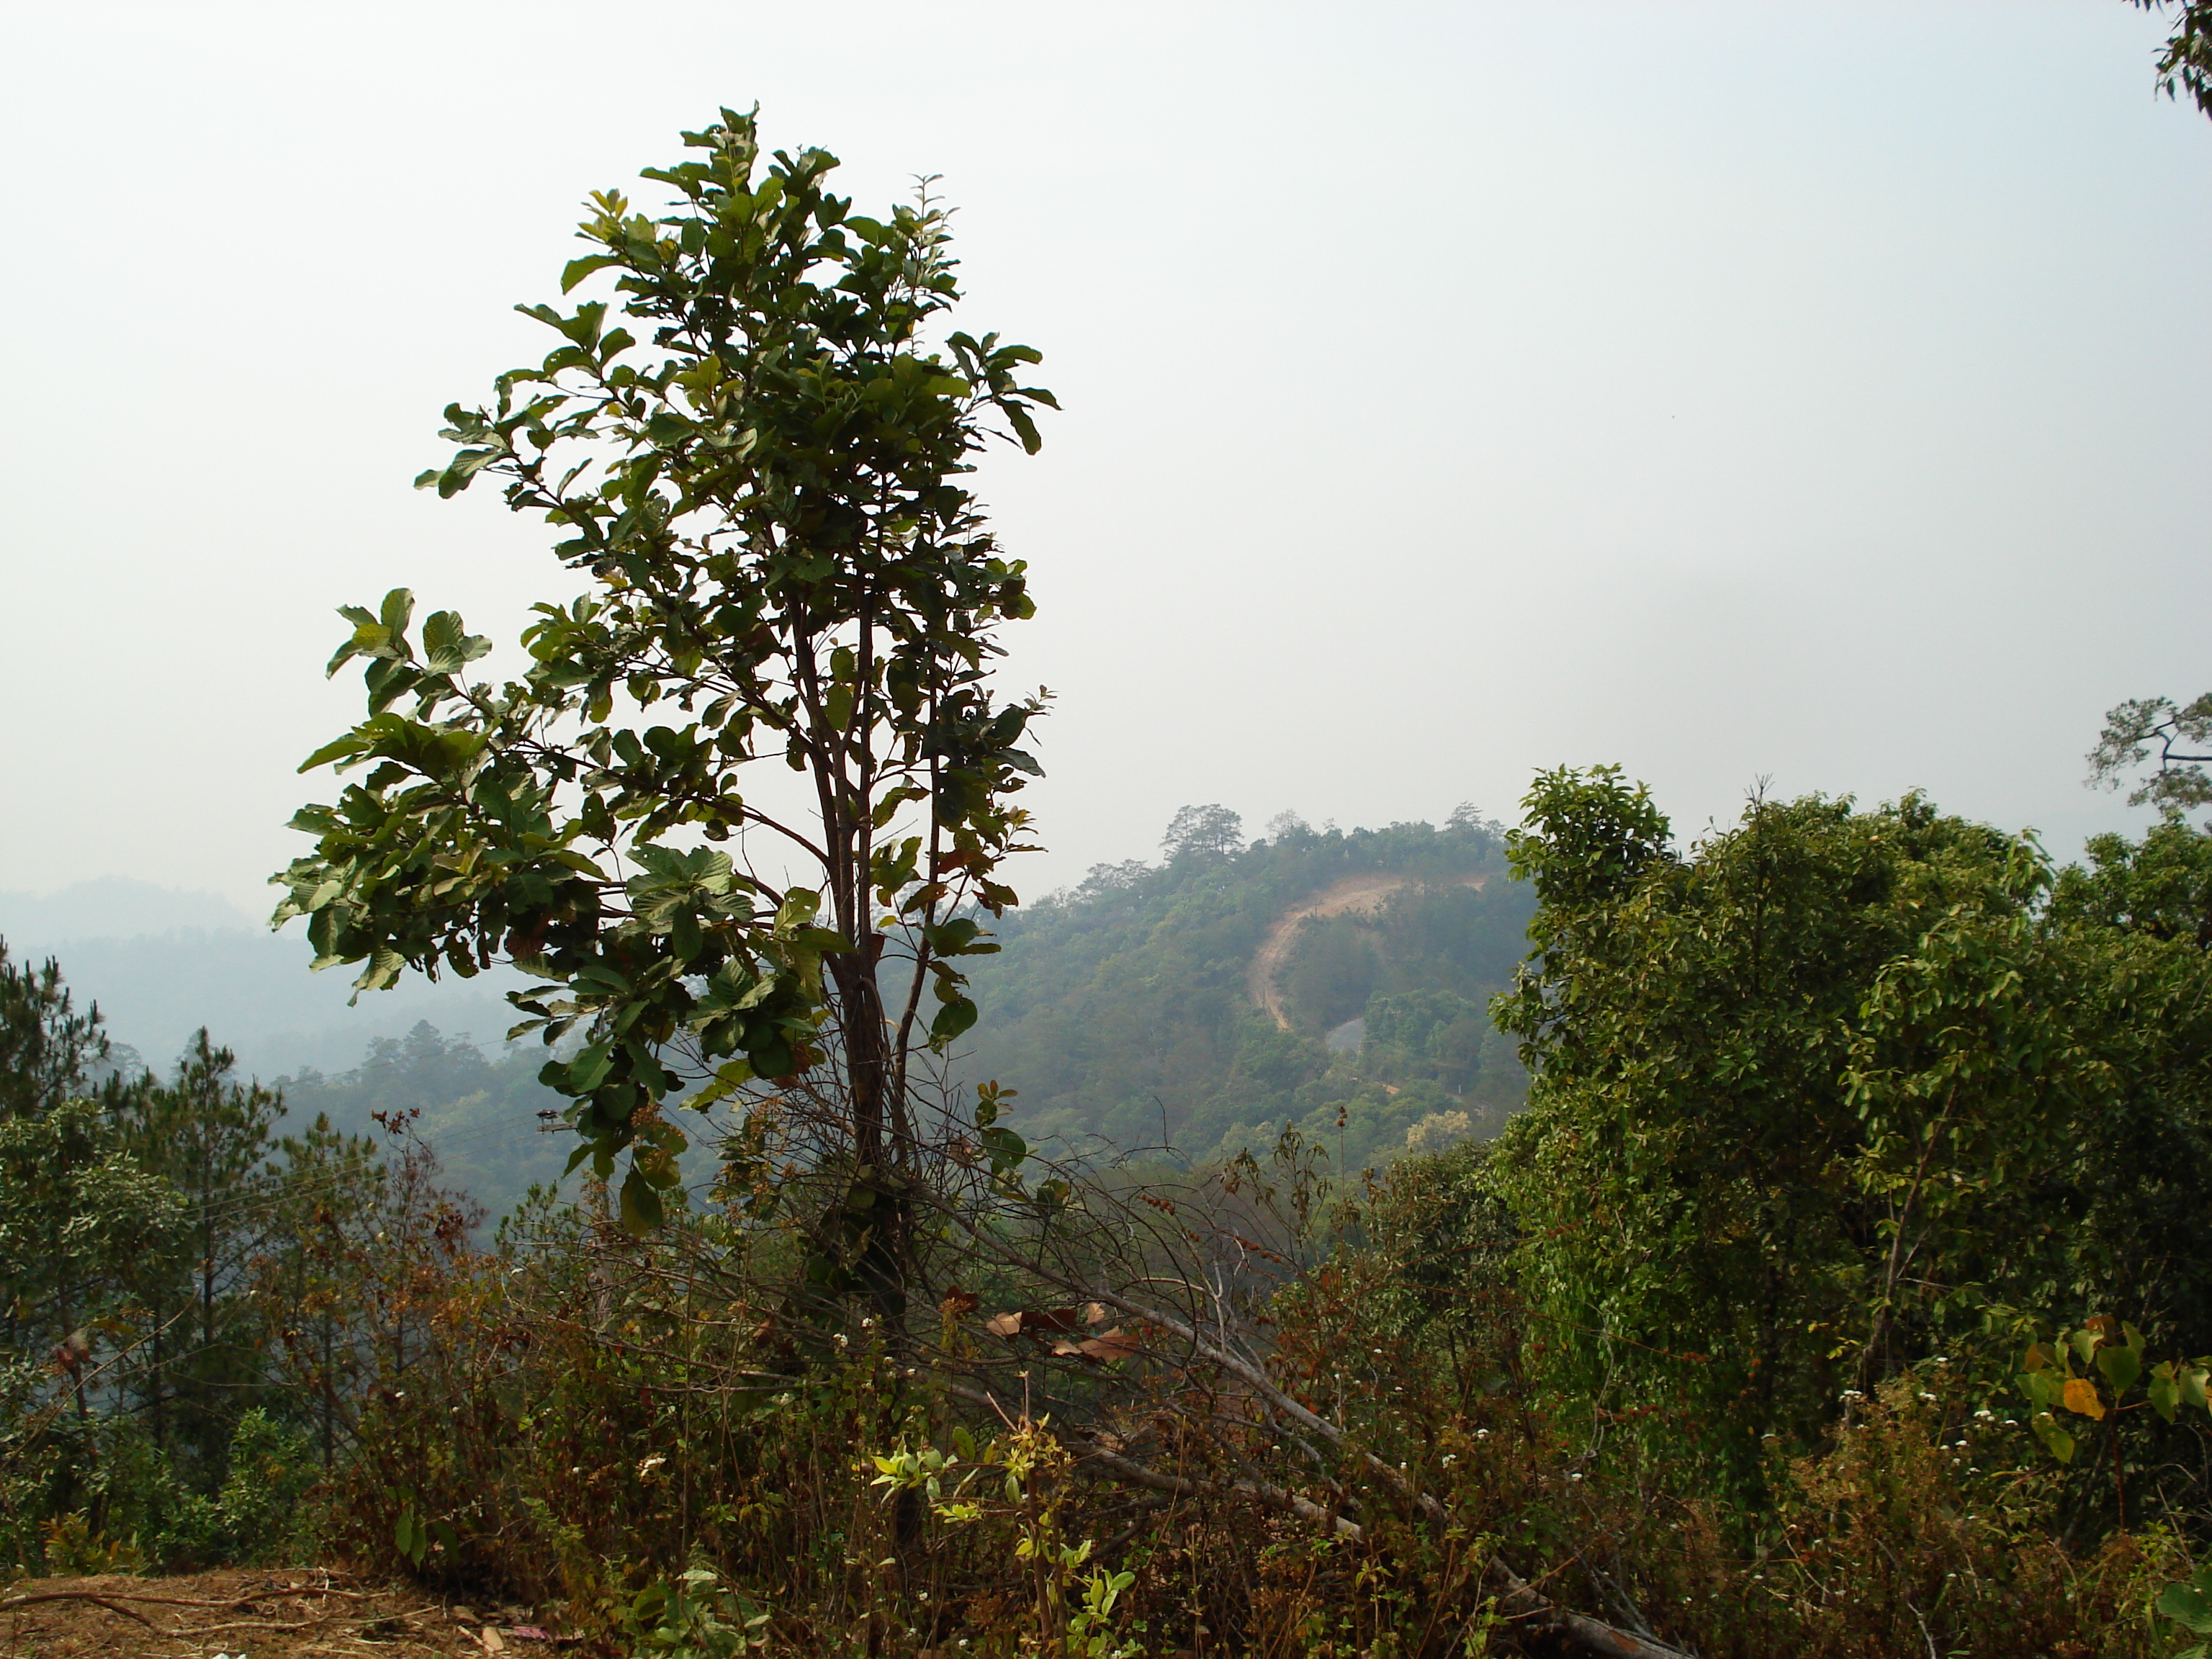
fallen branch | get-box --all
[0,1591,160,1629]
[3,1589,255,1611]
[936,1213,1695,1659]
[1055,1420,1688,1659]
[1481,1560,1688,1659]
[1076,1442,1358,1538]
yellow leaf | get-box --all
[2062,1376,2108,1420]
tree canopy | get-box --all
[276,110,1054,1266]
[1490,768,2212,1505]
[2130,0,2212,118]
[2090,691,2212,814]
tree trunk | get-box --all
[829,953,912,1332]
[826,950,922,1563]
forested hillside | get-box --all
[273,1024,575,1219]
[6,73,2211,1658]
[0,802,1537,1237]
[959,806,1535,1169]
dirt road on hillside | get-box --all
[1246,871,1486,1030]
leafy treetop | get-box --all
[274,108,1055,1237]
[2089,693,2212,815]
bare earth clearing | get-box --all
[0,1570,564,1659]
[1245,871,1487,1030]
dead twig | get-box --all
[171,1615,323,1635]
[1,1588,256,1611]
[0,1591,160,1629]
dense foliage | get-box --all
[13,770,2212,1655]
[959,808,1533,1168]
[12,73,2212,1656]
[0,940,485,1573]
[1491,768,2212,1519]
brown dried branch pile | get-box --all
[0,1569,570,1659]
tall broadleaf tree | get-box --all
[274,108,1054,1334]
[1488,768,2212,1506]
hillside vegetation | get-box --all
[960,807,1534,1170]
[9,91,2212,1659]
[272,1022,575,1218]
[10,776,2212,1658]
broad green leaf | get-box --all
[561,253,622,292]
[981,1125,1027,1171]
[297,732,373,773]
[2030,1411,2074,1464]
[2157,1581,2212,1635]
[619,1166,665,1234]
[688,1059,753,1112]
[746,1030,793,1079]
[2151,1363,2182,1422]
[930,994,978,1046]
[567,1043,614,1093]
[377,587,415,642]
[2095,1342,2141,1393]
[421,609,492,675]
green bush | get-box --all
[92,1408,318,1570]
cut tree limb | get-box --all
[0,1591,160,1629]
[2,1588,256,1610]
[1055,1433,1691,1659]
[1481,1560,1690,1659]
[1076,1442,1359,1537]
[938,1222,1694,1658]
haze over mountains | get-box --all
[0,877,527,1080]
[1,807,1539,1215]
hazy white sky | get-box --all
[4,1,2206,918]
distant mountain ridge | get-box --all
[0,878,570,1226]
[0,876,256,945]
[6,811,1539,1215]
[0,877,530,1083]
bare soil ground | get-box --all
[0,1570,568,1659]
[1246,871,1486,1030]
